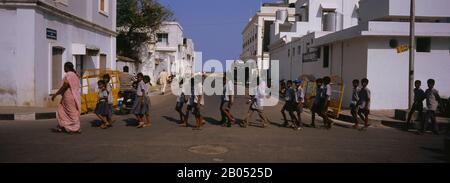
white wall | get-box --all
[0,6,116,107]
[367,37,450,110]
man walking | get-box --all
[159,69,169,95]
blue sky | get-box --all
[157,0,275,71]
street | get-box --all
[0,94,448,163]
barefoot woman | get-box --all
[51,62,82,134]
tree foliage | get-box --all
[117,0,173,61]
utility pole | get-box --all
[408,0,416,109]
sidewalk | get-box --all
[0,107,57,121]
[337,109,450,130]
[0,85,171,121]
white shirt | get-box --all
[136,81,147,97]
[255,81,267,108]
[106,83,113,104]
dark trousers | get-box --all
[421,110,439,133]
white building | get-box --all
[139,22,195,85]
[0,0,117,107]
[241,0,297,75]
[269,0,450,110]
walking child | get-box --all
[310,78,324,128]
[175,79,187,124]
[132,73,149,128]
[103,74,114,124]
[242,77,270,128]
[321,76,334,129]
[143,75,152,128]
[281,80,299,129]
[350,79,361,129]
[357,78,371,129]
[221,75,236,127]
[405,80,425,131]
[294,80,304,130]
[419,79,442,135]
[95,80,111,129]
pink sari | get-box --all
[56,72,81,132]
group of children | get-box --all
[175,76,205,130]
[406,79,443,135]
[349,78,371,130]
[95,73,153,129]
[280,80,305,131]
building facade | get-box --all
[0,0,117,107]
[139,22,195,85]
[241,0,297,75]
[269,0,450,110]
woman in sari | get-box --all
[51,62,82,134]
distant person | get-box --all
[419,79,442,135]
[159,69,169,95]
[294,80,304,130]
[321,76,334,129]
[309,78,324,128]
[281,80,299,129]
[405,80,425,131]
[51,62,82,134]
[350,79,361,129]
[242,77,270,128]
[132,73,149,128]
[175,79,187,124]
[357,78,371,129]
[221,75,236,127]
[95,80,111,129]
[103,74,114,124]
[143,75,152,128]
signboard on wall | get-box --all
[46,28,57,40]
[397,44,409,53]
[303,48,320,62]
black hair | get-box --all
[64,62,76,73]
[287,80,293,85]
[103,74,110,81]
[316,78,323,83]
[144,75,151,83]
[353,79,360,84]
[427,79,435,85]
[415,80,421,85]
[323,76,331,84]
[97,80,106,86]
[123,66,129,73]
[137,73,144,78]
[361,78,369,84]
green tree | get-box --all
[117,0,173,61]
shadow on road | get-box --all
[203,117,223,126]
[90,120,103,127]
[124,118,139,127]
[421,147,450,162]
[163,116,181,124]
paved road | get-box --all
[0,94,448,163]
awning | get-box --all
[320,3,337,11]
[86,45,100,51]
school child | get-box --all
[294,80,304,130]
[103,74,114,123]
[281,80,299,129]
[95,80,111,129]
[419,79,442,135]
[357,78,371,129]
[321,76,334,129]
[310,78,324,128]
[242,77,270,128]
[192,76,205,130]
[405,80,425,131]
[143,75,152,128]
[132,73,149,128]
[175,79,187,124]
[350,79,361,129]
[221,75,236,127]
[182,78,195,128]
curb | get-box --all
[0,112,56,121]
